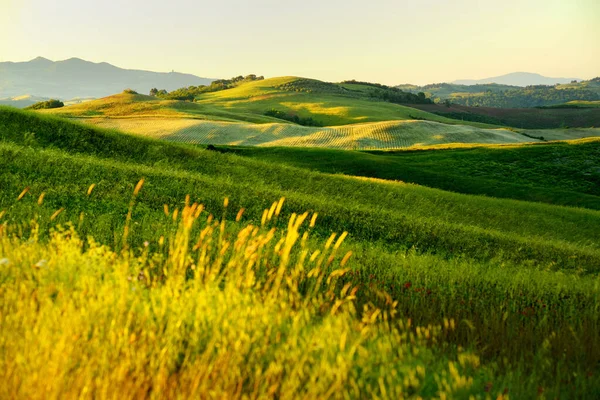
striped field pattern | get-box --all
[83,117,541,150]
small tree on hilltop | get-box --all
[149,88,158,96]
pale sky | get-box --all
[1,0,598,85]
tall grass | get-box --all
[1,197,498,399]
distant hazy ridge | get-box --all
[0,57,213,99]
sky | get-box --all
[1,0,598,85]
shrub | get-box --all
[24,99,64,110]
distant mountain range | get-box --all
[452,72,581,87]
[0,94,50,108]
[0,57,214,100]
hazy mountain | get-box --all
[0,94,51,108]
[0,57,214,99]
[452,72,581,87]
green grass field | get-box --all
[220,139,600,210]
[2,106,600,397]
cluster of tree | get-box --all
[367,88,431,104]
[24,99,64,110]
[149,88,168,97]
[264,109,323,127]
[343,80,432,104]
[278,78,431,104]
[150,75,264,101]
[277,79,349,95]
[448,87,599,108]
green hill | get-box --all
[402,78,600,108]
[45,78,498,128]
[193,77,477,126]
[542,100,600,109]
[408,102,600,129]
[2,106,600,397]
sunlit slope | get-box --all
[43,78,498,127]
[86,117,535,149]
[42,92,282,124]
[194,77,497,127]
[231,138,600,210]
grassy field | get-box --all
[83,117,536,150]
[220,139,600,210]
[2,107,600,397]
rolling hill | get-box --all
[2,106,600,397]
[399,77,600,108]
[40,83,541,149]
[0,56,214,99]
[41,79,600,150]
[408,102,600,129]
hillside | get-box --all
[2,107,600,397]
[40,80,600,149]
[226,139,600,210]
[400,78,600,108]
[43,77,515,129]
[42,91,287,124]
[408,102,600,129]
[191,77,456,126]
[542,100,600,108]
[0,57,214,99]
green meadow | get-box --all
[223,139,600,209]
[1,106,600,398]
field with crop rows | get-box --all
[84,117,537,150]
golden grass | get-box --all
[0,192,494,399]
